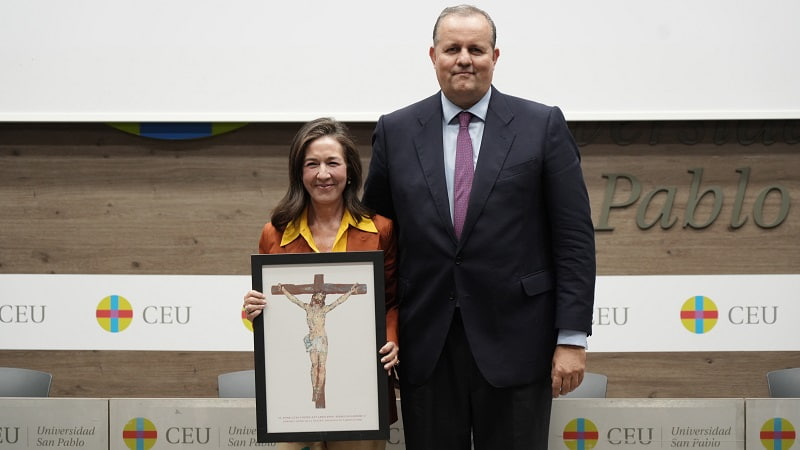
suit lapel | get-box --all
[413,97,455,239]
[460,89,515,243]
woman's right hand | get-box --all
[243,290,266,322]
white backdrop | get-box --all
[1,0,798,122]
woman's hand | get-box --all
[379,340,400,376]
[243,290,266,322]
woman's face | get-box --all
[302,136,348,209]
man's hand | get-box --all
[551,345,586,397]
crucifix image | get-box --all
[271,274,367,408]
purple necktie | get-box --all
[453,111,474,239]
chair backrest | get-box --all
[560,372,608,398]
[218,369,256,398]
[0,367,53,397]
[767,367,800,398]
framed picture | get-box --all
[251,251,389,443]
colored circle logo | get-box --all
[761,418,796,450]
[680,296,719,334]
[242,307,253,332]
[563,417,599,450]
[122,417,158,450]
[96,295,134,333]
[108,123,246,140]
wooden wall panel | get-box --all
[1,121,798,398]
[579,121,799,276]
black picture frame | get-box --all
[251,251,389,443]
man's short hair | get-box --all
[432,4,497,48]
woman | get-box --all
[242,118,399,450]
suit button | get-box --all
[455,257,462,265]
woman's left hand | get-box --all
[379,341,400,376]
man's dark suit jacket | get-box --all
[363,86,596,388]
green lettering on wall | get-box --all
[636,187,678,230]
[595,167,791,232]
[730,167,750,229]
[753,186,791,228]
[596,173,641,231]
[683,168,723,229]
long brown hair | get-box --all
[270,118,372,230]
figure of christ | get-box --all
[276,281,361,408]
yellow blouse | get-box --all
[279,208,378,252]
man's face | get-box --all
[430,14,499,109]
[311,293,326,306]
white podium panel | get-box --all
[745,399,799,450]
[549,398,745,450]
[0,398,108,449]
[108,398,275,449]
[0,397,761,449]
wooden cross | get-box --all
[270,273,368,296]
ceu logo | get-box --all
[241,307,254,332]
[122,417,158,450]
[760,418,796,450]
[680,296,719,334]
[563,418,599,450]
[96,295,134,333]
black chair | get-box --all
[217,369,256,398]
[560,372,608,398]
[766,368,800,398]
[0,367,53,397]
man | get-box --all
[362,5,596,449]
